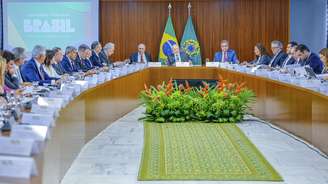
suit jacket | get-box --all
[129,52,152,63]
[52,63,65,75]
[21,58,58,85]
[90,51,103,67]
[5,72,20,90]
[250,55,272,65]
[75,56,94,72]
[213,49,238,64]
[99,50,112,66]
[281,55,296,68]
[61,55,79,74]
[167,51,190,66]
[268,51,288,68]
[301,53,324,74]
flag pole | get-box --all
[188,2,191,17]
[168,3,172,16]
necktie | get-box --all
[39,65,45,80]
[224,52,228,62]
[141,54,144,63]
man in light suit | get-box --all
[268,40,288,68]
[129,43,152,63]
[61,46,79,74]
[167,45,191,66]
[21,45,60,85]
[295,44,324,74]
[213,40,239,63]
[281,41,298,68]
[99,42,115,67]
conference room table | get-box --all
[3,66,328,184]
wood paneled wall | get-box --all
[100,0,289,62]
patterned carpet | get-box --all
[139,122,282,181]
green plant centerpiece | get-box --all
[140,76,255,123]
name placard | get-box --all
[205,62,220,67]
[11,125,48,142]
[37,97,64,109]
[21,113,55,127]
[0,156,37,178]
[175,62,191,67]
[0,137,35,156]
[148,62,162,67]
[31,104,58,117]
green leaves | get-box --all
[140,80,255,123]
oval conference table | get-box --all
[4,66,328,184]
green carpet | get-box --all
[138,123,282,181]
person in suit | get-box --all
[245,43,271,66]
[12,47,26,84]
[21,45,60,85]
[319,48,328,74]
[51,47,65,75]
[90,41,104,67]
[213,40,239,63]
[99,42,115,67]
[281,41,298,68]
[2,51,19,90]
[61,46,79,74]
[167,45,191,66]
[268,40,288,68]
[295,44,324,74]
[43,50,61,78]
[129,43,152,63]
[76,44,95,72]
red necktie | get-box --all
[224,52,228,62]
[141,54,144,63]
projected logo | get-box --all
[24,19,75,33]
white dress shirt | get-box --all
[174,53,181,62]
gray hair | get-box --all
[138,43,145,48]
[221,40,229,45]
[12,47,26,60]
[271,40,283,49]
[65,46,77,55]
[103,42,115,53]
[32,45,46,58]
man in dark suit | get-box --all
[129,43,152,63]
[213,40,239,63]
[295,44,324,74]
[76,44,95,72]
[52,47,66,75]
[268,40,288,68]
[167,45,191,66]
[281,41,298,68]
[21,45,59,85]
[90,41,104,67]
[61,46,80,74]
[99,42,115,67]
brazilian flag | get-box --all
[181,16,201,65]
[158,15,179,64]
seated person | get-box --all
[319,48,328,74]
[0,56,8,103]
[281,41,298,68]
[43,50,61,78]
[167,45,190,66]
[99,42,115,66]
[295,44,324,74]
[268,40,288,68]
[52,47,66,75]
[61,46,79,74]
[75,44,95,72]
[129,43,152,63]
[12,47,26,84]
[213,40,238,63]
[90,41,104,67]
[2,51,19,90]
[21,45,60,85]
[242,43,271,66]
